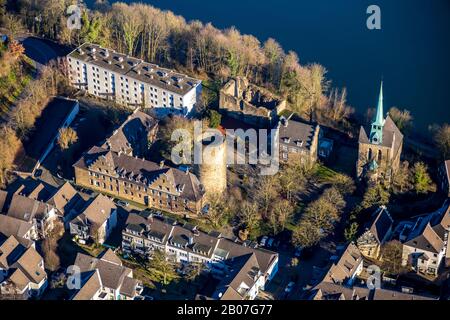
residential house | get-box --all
[45,182,87,227]
[276,114,320,163]
[0,235,47,299]
[101,108,158,157]
[71,249,142,300]
[401,204,450,276]
[319,242,364,287]
[2,192,57,239]
[73,146,205,215]
[67,43,202,116]
[357,206,394,260]
[0,215,36,247]
[69,194,117,244]
[122,212,279,300]
[10,179,87,227]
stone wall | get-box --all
[219,77,286,128]
[356,142,401,181]
[194,133,228,198]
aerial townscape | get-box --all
[0,0,449,305]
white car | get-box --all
[260,236,268,247]
[285,281,295,293]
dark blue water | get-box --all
[96,0,450,130]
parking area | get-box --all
[261,241,335,300]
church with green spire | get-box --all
[357,82,404,182]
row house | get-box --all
[73,146,205,215]
[122,212,279,300]
[67,43,202,116]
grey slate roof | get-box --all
[405,205,450,253]
[278,117,318,151]
[74,146,204,202]
[73,250,134,295]
[369,207,393,243]
[101,110,157,156]
[68,43,201,96]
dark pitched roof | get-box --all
[68,43,201,96]
[369,207,393,243]
[405,205,450,253]
[0,215,34,240]
[73,250,133,292]
[124,212,278,278]
[214,253,261,300]
[322,243,363,285]
[101,110,157,156]
[71,194,116,229]
[278,117,318,151]
[74,146,204,202]
[6,193,55,222]
[311,282,436,300]
[312,281,370,300]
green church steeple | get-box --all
[370,81,385,145]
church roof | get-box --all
[359,115,403,152]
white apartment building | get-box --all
[67,43,202,116]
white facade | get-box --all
[67,44,202,116]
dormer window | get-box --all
[296,140,303,147]
[282,137,290,143]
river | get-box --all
[89,0,450,131]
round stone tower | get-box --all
[194,131,227,198]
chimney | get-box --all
[159,160,165,168]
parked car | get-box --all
[284,281,295,293]
[116,200,130,207]
[34,169,43,178]
[260,236,268,247]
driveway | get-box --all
[262,242,334,300]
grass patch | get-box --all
[315,164,338,182]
